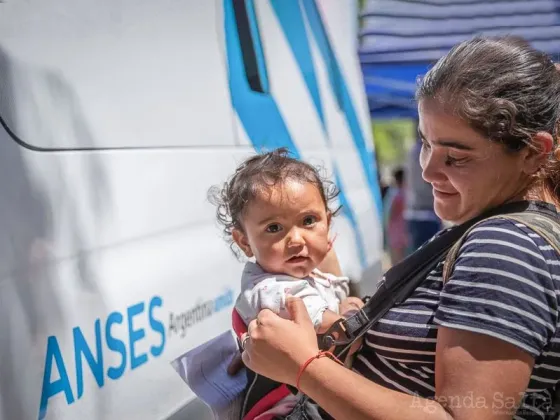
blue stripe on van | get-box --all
[223,0,296,153]
[301,0,383,219]
[269,0,325,127]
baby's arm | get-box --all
[237,277,338,332]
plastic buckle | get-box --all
[321,318,351,349]
[320,306,370,350]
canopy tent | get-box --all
[359,0,560,119]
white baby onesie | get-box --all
[234,262,350,331]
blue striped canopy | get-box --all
[360,0,560,119]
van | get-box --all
[0,0,383,418]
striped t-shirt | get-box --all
[353,217,560,419]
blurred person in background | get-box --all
[404,128,442,252]
[376,156,389,201]
[383,167,408,264]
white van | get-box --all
[0,0,383,419]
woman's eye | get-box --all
[445,155,468,166]
[421,138,431,149]
[303,216,317,226]
[266,224,282,233]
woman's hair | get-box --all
[417,35,560,205]
[208,147,340,257]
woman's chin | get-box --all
[434,202,460,224]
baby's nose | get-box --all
[287,229,305,247]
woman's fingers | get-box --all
[285,296,314,328]
[256,308,276,327]
[247,319,258,337]
[240,331,253,368]
[241,347,251,368]
[240,333,251,351]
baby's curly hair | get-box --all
[208,148,340,257]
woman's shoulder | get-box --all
[463,215,559,258]
[470,214,549,231]
[437,215,560,358]
[453,216,560,279]
[448,214,560,305]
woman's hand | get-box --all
[241,296,320,386]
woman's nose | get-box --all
[421,148,443,184]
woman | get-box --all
[240,36,560,419]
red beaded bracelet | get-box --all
[295,350,344,390]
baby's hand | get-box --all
[339,296,364,316]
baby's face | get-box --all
[233,180,330,278]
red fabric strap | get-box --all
[243,384,291,420]
[232,309,247,339]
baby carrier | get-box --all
[232,201,560,420]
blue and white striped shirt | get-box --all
[353,217,560,419]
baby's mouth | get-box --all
[287,255,309,264]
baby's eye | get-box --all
[303,215,317,226]
[266,223,282,233]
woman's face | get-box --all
[418,100,532,224]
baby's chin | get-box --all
[281,264,315,279]
[259,258,318,278]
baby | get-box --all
[210,148,362,335]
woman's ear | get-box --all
[232,228,253,258]
[523,132,554,175]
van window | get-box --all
[233,0,269,94]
